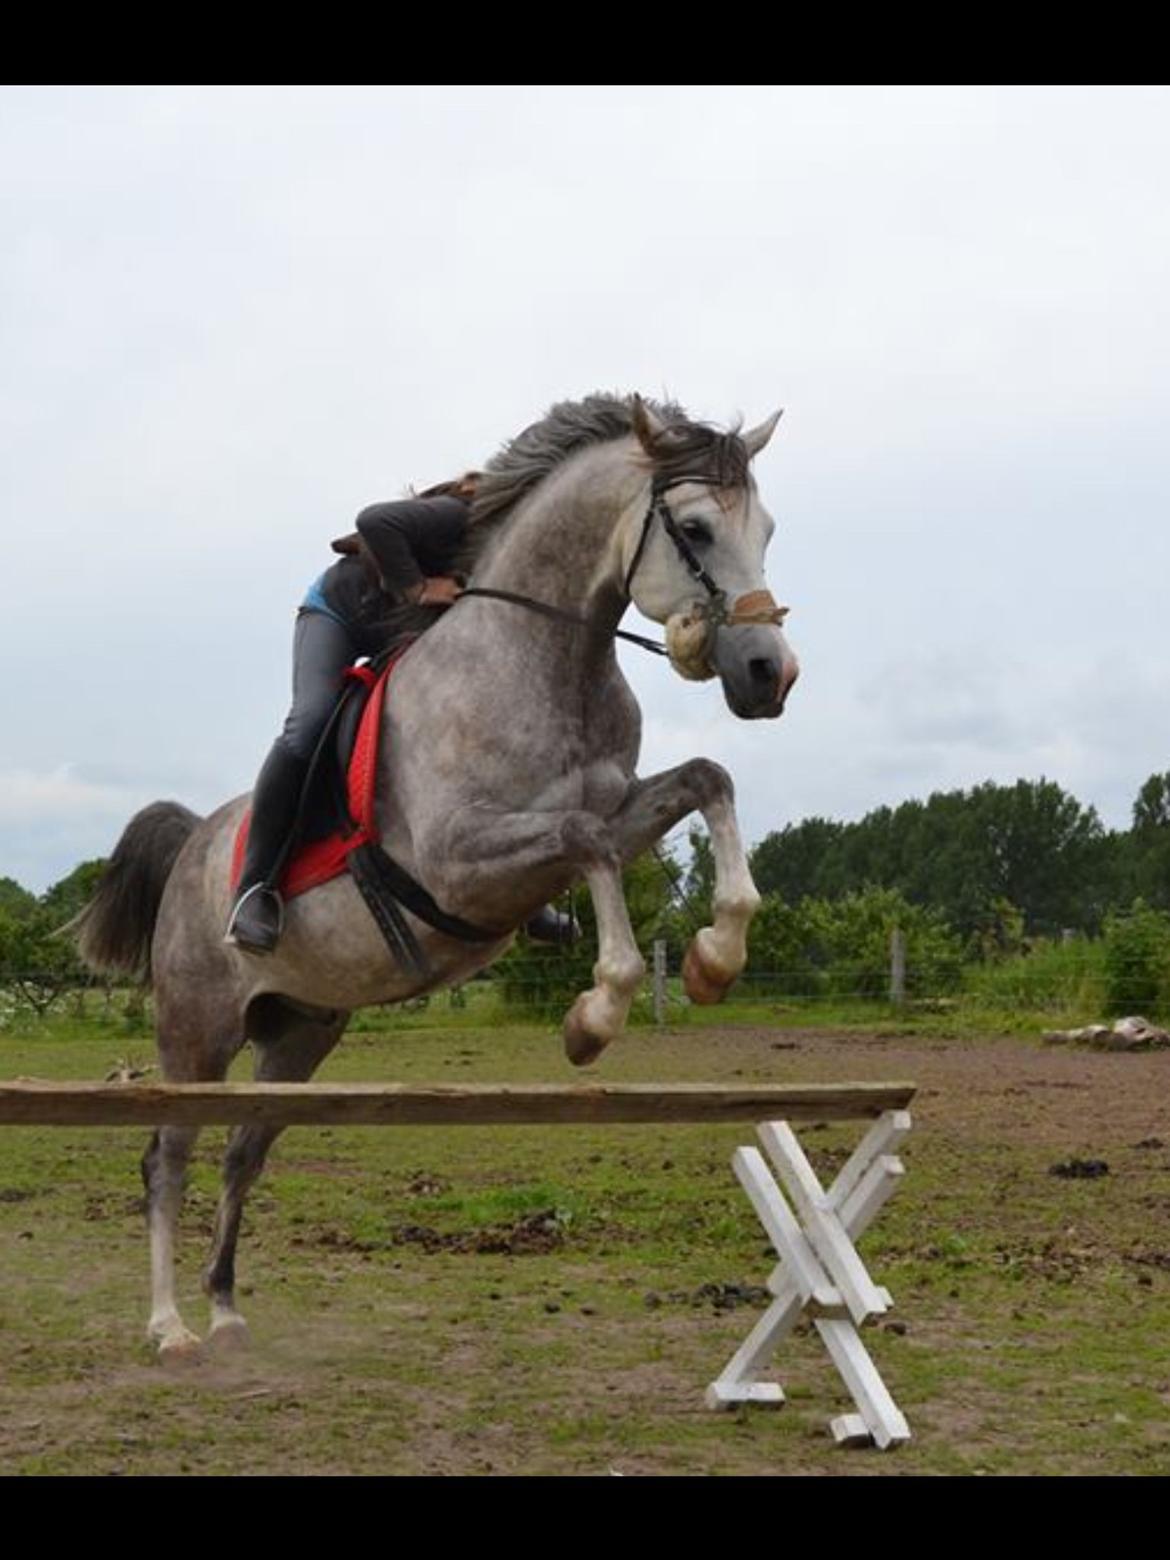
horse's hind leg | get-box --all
[143,1125,204,1358]
[145,991,246,1360]
[203,996,349,1347]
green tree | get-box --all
[747,780,1107,937]
[0,877,36,920]
[746,887,962,1000]
[750,818,845,903]
[0,904,88,1014]
[0,860,103,1016]
[1129,771,1170,911]
[1134,773,1170,831]
[40,859,105,925]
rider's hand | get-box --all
[415,576,463,607]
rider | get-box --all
[224,476,576,954]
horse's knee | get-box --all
[686,758,734,809]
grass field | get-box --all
[2,998,1169,1476]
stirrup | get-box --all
[224,883,285,954]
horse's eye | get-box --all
[680,520,712,546]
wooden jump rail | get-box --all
[0,1080,915,1128]
[0,1076,919,1451]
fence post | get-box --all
[889,928,906,1007]
[653,939,667,1024]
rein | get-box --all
[457,586,668,658]
[455,475,788,662]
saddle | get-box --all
[230,650,497,973]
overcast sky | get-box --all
[3,85,1169,892]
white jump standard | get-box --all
[707,1108,913,1450]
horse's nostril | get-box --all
[748,658,777,691]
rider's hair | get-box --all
[415,472,482,502]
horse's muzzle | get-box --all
[711,624,800,720]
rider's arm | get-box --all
[354,496,469,602]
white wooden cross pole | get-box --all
[706,1108,913,1449]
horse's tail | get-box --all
[69,801,201,984]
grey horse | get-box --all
[74,392,799,1359]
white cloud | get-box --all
[0,766,144,825]
[0,767,158,892]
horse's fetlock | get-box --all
[714,886,761,921]
[596,951,645,994]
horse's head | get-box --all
[622,397,800,720]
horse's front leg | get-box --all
[605,759,761,1005]
[427,807,644,1066]
[677,785,760,1005]
[563,852,646,1066]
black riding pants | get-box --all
[280,609,361,762]
[238,609,361,890]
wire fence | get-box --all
[4,944,1170,1029]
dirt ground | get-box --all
[1,1022,1168,1476]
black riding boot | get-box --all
[525,905,581,946]
[224,742,310,954]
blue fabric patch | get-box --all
[301,572,350,627]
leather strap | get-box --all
[724,589,789,627]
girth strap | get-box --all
[350,840,501,947]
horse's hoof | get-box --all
[563,994,610,1068]
[208,1314,250,1352]
[155,1328,204,1366]
[682,935,736,1006]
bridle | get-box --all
[622,474,789,634]
[457,473,788,657]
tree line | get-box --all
[746,772,1170,939]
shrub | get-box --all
[1102,902,1170,1017]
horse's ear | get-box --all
[742,409,784,458]
[631,394,667,454]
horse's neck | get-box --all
[473,452,635,636]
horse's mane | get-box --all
[382,394,750,648]
[463,392,750,568]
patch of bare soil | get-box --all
[391,1209,569,1256]
[679,1025,1170,1148]
[295,1208,570,1257]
